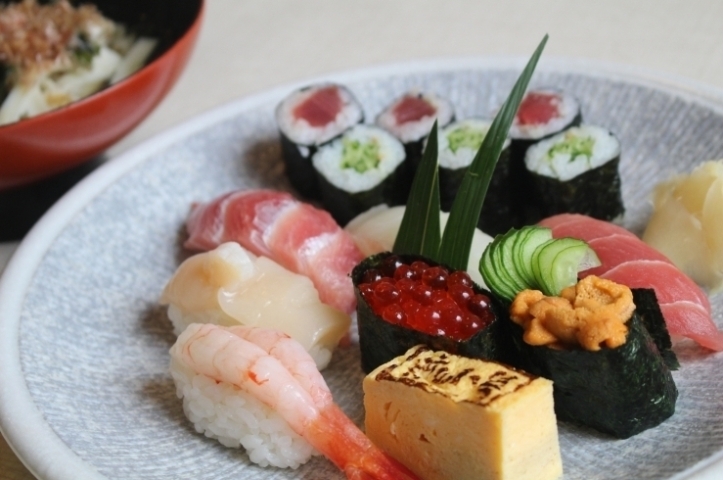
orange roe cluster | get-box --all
[358,256,494,341]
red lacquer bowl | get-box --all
[0,0,205,189]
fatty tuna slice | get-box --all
[184,189,363,314]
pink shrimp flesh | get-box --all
[172,323,419,479]
[184,189,363,314]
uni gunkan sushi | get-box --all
[524,125,624,221]
[312,124,407,225]
[435,118,513,235]
[276,83,363,199]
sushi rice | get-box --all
[170,356,319,469]
[312,124,406,193]
[509,89,581,140]
[525,125,621,181]
[375,90,454,144]
[437,118,511,170]
[275,83,364,146]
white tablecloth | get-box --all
[3,0,723,477]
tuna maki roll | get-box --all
[276,83,363,199]
[312,124,406,225]
[509,89,582,223]
[435,119,514,235]
[376,90,454,195]
[524,125,624,221]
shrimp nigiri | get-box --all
[184,189,364,314]
[170,323,419,479]
[161,242,350,370]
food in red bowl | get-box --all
[0,0,204,188]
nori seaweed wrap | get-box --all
[508,89,582,224]
[375,90,455,197]
[312,124,407,225]
[275,83,363,199]
[352,251,515,373]
[523,125,625,222]
[506,287,678,438]
[435,119,516,235]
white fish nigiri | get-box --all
[160,242,350,370]
[643,160,723,291]
[344,204,494,288]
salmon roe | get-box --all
[358,256,494,341]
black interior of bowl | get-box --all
[11,0,204,63]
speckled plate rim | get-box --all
[2,56,723,480]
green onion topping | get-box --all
[446,125,486,153]
[340,138,381,173]
[547,133,595,162]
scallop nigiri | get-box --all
[160,242,350,370]
[539,213,723,351]
[344,204,493,288]
[184,189,364,314]
[170,323,419,478]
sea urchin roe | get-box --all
[509,275,634,351]
[358,256,494,341]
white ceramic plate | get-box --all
[2,58,723,480]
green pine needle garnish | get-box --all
[437,34,548,270]
[393,121,441,257]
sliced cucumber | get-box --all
[513,226,552,288]
[479,225,599,302]
[496,229,528,292]
[480,237,517,301]
[533,237,601,296]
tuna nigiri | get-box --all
[539,213,723,351]
[184,189,364,314]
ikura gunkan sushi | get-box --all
[352,252,513,373]
[524,125,625,222]
[312,124,407,225]
[435,118,513,235]
[276,83,363,198]
[375,90,454,171]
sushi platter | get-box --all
[2,57,723,479]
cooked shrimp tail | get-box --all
[171,323,418,478]
[306,403,419,480]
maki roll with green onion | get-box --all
[435,119,514,235]
[312,124,407,225]
[352,251,514,373]
[275,83,364,199]
[375,90,454,194]
[509,89,582,224]
[524,125,624,221]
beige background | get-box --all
[3,0,723,477]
